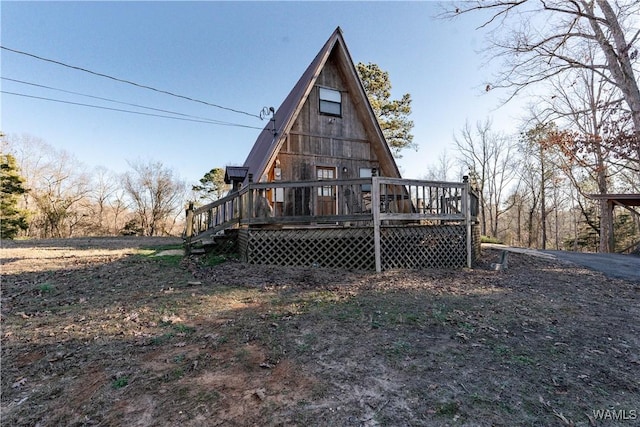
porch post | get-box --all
[372,176,381,272]
[247,174,254,221]
[463,176,472,268]
[185,201,194,254]
[608,199,615,253]
[238,187,244,222]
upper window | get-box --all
[319,87,342,116]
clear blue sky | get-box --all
[1,1,526,186]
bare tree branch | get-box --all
[444,0,640,132]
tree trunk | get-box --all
[598,198,613,253]
[527,208,535,248]
[516,202,522,246]
[590,0,640,135]
[540,146,547,250]
[554,203,560,250]
[479,192,487,236]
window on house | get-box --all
[317,166,335,197]
[360,168,372,192]
[319,87,341,116]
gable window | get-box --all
[319,87,342,116]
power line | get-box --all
[2,76,252,125]
[1,45,263,120]
[2,90,265,130]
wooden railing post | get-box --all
[463,176,472,268]
[247,174,254,220]
[372,176,381,273]
[185,201,194,251]
[238,188,244,222]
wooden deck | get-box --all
[185,177,479,271]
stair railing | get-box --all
[184,186,249,246]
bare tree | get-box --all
[503,189,527,245]
[5,134,91,237]
[86,166,118,234]
[455,119,517,238]
[4,134,191,238]
[122,160,186,236]
[535,62,630,251]
[520,122,562,249]
[446,1,640,138]
[5,134,50,233]
[423,150,457,181]
[32,150,90,238]
[108,188,130,235]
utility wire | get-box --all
[2,76,251,125]
[1,45,263,120]
[2,91,265,130]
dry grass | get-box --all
[1,237,639,426]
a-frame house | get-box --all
[229,26,405,217]
[186,27,480,271]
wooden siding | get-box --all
[271,50,389,185]
[240,27,402,189]
[291,55,369,140]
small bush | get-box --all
[112,377,129,389]
[38,283,54,293]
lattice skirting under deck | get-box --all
[239,227,375,270]
[380,225,466,269]
[238,224,480,270]
[472,223,481,261]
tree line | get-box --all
[438,117,639,254]
[3,1,638,252]
[1,133,188,239]
[437,0,640,253]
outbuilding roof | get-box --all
[223,166,249,184]
[588,194,640,207]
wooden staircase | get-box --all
[186,228,239,256]
[183,189,245,255]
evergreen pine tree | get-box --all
[1,153,29,239]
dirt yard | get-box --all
[1,237,639,426]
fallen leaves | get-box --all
[12,377,27,389]
[1,241,638,427]
[244,388,266,402]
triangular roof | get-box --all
[242,26,401,183]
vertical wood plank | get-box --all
[248,174,254,220]
[372,176,381,272]
[463,176,472,268]
[185,202,194,240]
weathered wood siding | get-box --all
[275,52,382,183]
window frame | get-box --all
[318,87,342,117]
[316,166,336,197]
[360,167,372,192]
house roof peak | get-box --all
[240,26,400,183]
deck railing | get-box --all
[185,176,479,269]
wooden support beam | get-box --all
[185,202,194,250]
[372,176,381,273]
[463,176,472,268]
